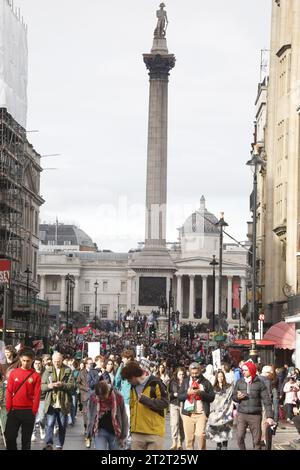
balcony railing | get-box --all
[287,294,300,317]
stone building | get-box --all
[254,0,300,366]
[38,197,248,328]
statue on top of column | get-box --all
[154,3,168,39]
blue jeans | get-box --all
[94,428,120,450]
[68,394,77,425]
[46,407,68,448]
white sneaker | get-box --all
[31,434,36,442]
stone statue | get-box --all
[154,3,168,38]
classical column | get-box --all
[215,276,219,318]
[202,275,208,321]
[241,277,247,309]
[74,276,80,312]
[40,275,46,300]
[227,276,233,321]
[176,274,182,313]
[189,275,195,320]
[60,275,66,311]
[143,13,176,250]
[127,276,133,310]
[136,276,140,307]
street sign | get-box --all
[0,260,10,285]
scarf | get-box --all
[92,389,121,439]
[188,379,202,403]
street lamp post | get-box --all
[25,265,32,307]
[167,280,174,345]
[246,145,266,361]
[209,255,219,332]
[117,292,120,324]
[238,286,242,338]
[215,213,228,333]
[65,274,75,330]
[94,280,99,326]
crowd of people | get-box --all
[1,338,300,451]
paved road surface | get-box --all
[0,413,299,450]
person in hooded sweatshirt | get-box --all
[233,361,275,450]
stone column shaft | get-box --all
[176,274,182,313]
[202,275,208,321]
[189,275,195,320]
[60,276,66,311]
[227,276,233,321]
[143,51,175,249]
[40,275,46,300]
[74,276,80,312]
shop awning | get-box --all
[233,339,276,347]
[263,321,295,350]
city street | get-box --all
[1,414,299,451]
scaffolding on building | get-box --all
[0,108,25,278]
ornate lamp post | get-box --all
[25,265,32,307]
[94,280,99,326]
[238,285,242,338]
[209,255,219,332]
[215,214,228,333]
[246,145,266,361]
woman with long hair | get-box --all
[206,370,234,450]
[157,364,170,387]
[88,380,128,450]
[169,367,186,450]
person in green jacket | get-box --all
[41,352,75,450]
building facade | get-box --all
[38,198,248,329]
[256,0,300,366]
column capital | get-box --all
[175,272,183,278]
[227,275,233,280]
[189,274,195,279]
[201,274,208,279]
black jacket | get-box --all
[169,379,182,406]
[178,375,215,418]
[233,376,274,418]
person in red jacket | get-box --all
[4,348,41,450]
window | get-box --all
[48,240,55,246]
[121,281,127,292]
[103,281,108,292]
[85,281,90,292]
[100,306,108,318]
[52,280,58,291]
[83,305,90,314]
[64,240,71,246]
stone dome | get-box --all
[179,196,219,236]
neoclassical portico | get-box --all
[175,272,247,323]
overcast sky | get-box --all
[16,0,271,252]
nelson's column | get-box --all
[131,4,176,315]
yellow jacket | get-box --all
[130,375,169,437]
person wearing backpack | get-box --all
[121,358,169,450]
[4,348,41,450]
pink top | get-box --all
[283,382,300,404]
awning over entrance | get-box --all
[233,339,276,347]
[263,321,295,350]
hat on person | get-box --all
[243,361,257,382]
[262,365,273,375]
[139,357,151,375]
